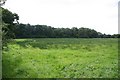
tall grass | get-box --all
[2,38,118,78]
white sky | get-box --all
[3,0,119,34]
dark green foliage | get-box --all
[1,7,19,47]
[14,24,120,38]
[2,8,14,24]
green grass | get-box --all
[2,38,118,78]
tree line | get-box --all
[1,7,120,46]
[14,23,120,38]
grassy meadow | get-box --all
[2,38,118,78]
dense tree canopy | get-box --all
[14,23,120,38]
[1,7,19,46]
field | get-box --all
[2,38,118,78]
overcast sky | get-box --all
[3,0,119,34]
